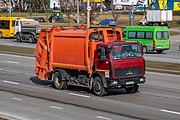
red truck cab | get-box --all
[93,41,145,95]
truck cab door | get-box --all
[95,47,110,78]
[14,20,20,34]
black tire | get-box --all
[59,18,64,23]
[125,84,139,94]
[138,22,143,26]
[52,18,55,23]
[142,46,147,54]
[157,50,163,54]
[0,32,2,38]
[92,77,107,96]
[153,23,159,26]
[29,34,35,43]
[148,23,153,26]
[53,71,67,90]
[15,33,22,42]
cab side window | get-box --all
[128,31,136,39]
[122,31,126,38]
[99,47,108,60]
[15,21,19,26]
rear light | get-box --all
[153,40,156,49]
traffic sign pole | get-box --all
[87,0,90,28]
[9,0,12,17]
[129,3,134,26]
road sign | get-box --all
[130,13,134,20]
[87,6,92,11]
[7,8,14,12]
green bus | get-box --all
[122,26,170,54]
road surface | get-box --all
[0,53,180,120]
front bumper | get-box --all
[106,76,146,88]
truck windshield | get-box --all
[110,44,142,59]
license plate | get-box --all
[126,81,134,85]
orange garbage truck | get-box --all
[35,26,146,96]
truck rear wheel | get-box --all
[53,71,67,90]
[125,84,139,94]
[29,35,35,43]
[93,77,107,96]
[0,32,2,38]
[157,50,163,54]
[153,23,160,26]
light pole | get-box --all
[77,0,80,24]
[87,0,90,28]
[9,0,12,17]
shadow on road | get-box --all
[30,76,53,86]
[29,76,137,96]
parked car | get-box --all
[33,17,45,22]
[99,18,115,26]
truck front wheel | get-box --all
[53,71,67,90]
[125,84,139,94]
[15,33,22,42]
[93,77,107,96]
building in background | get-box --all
[152,0,180,10]
[83,0,105,7]
[49,0,61,9]
[113,0,148,10]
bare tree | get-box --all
[79,0,101,25]
[111,0,121,41]
[111,0,121,27]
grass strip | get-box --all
[0,45,34,56]
[146,60,180,72]
[0,117,8,120]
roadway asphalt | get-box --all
[0,53,180,120]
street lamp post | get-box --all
[9,0,12,17]
[77,0,80,24]
[87,0,90,28]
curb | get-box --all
[147,68,180,75]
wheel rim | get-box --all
[17,35,20,41]
[29,36,32,43]
[94,81,101,92]
[0,33,2,38]
[54,73,61,86]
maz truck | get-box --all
[35,26,146,96]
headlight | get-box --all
[140,78,145,82]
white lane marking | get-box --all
[3,80,19,85]
[12,98,23,101]
[96,116,112,120]
[7,61,19,64]
[69,93,90,98]
[0,53,34,59]
[0,68,2,70]
[161,109,180,115]
[50,106,64,110]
